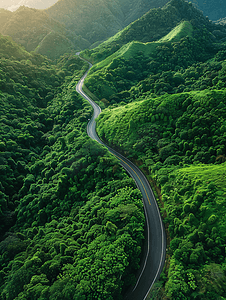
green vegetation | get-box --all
[0,33,145,299]
[158,21,193,42]
[2,0,226,299]
[47,0,169,46]
[97,89,226,168]
[0,0,170,60]
[0,6,90,60]
[81,0,213,64]
[84,27,218,102]
[96,88,226,299]
[162,164,226,299]
[84,1,226,298]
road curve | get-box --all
[76,55,166,300]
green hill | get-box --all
[96,86,226,298]
[0,6,90,59]
[90,21,194,73]
[0,33,31,60]
[35,31,75,60]
[46,0,169,46]
[81,0,216,63]
[159,20,193,42]
[81,2,226,298]
[0,9,12,28]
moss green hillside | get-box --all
[159,20,193,42]
[88,20,194,75]
[96,87,226,299]
[81,0,214,64]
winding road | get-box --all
[76,56,166,300]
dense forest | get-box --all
[81,0,226,298]
[0,34,145,299]
[1,0,226,299]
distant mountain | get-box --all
[0,0,170,59]
[0,6,90,59]
[0,9,13,28]
[0,0,58,11]
[82,0,218,64]
[190,0,226,21]
[46,0,169,45]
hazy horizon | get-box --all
[0,0,58,11]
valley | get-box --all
[1,0,226,299]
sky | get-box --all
[0,0,58,11]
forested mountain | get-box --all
[82,0,219,64]
[0,6,89,60]
[46,0,169,45]
[1,0,226,299]
[0,9,13,28]
[77,0,226,298]
[0,33,145,299]
[0,0,170,60]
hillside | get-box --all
[0,34,145,300]
[88,21,194,74]
[0,9,13,28]
[96,88,226,299]
[0,6,90,60]
[73,0,226,298]
[46,0,169,46]
[1,0,226,299]
[0,33,31,59]
[81,0,218,64]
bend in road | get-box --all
[76,55,166,300]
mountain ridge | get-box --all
[0,6,90,59]
[81,0,218,64]
[46,0,169,45]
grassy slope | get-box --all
[81,0,214,65]
[96,87,226,298]
[159,20,193,42]
[89,21,194,74]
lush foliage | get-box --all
[0,6,89,60]
[84,15,226,104]
[2,0,226,299]
[87,3,226,298]
[97,89,226,299]
[0,37,145,299]
[47,0,168,46]
[162,164,226,299]
[81,0,214,64]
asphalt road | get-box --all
[76,56,166,300]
